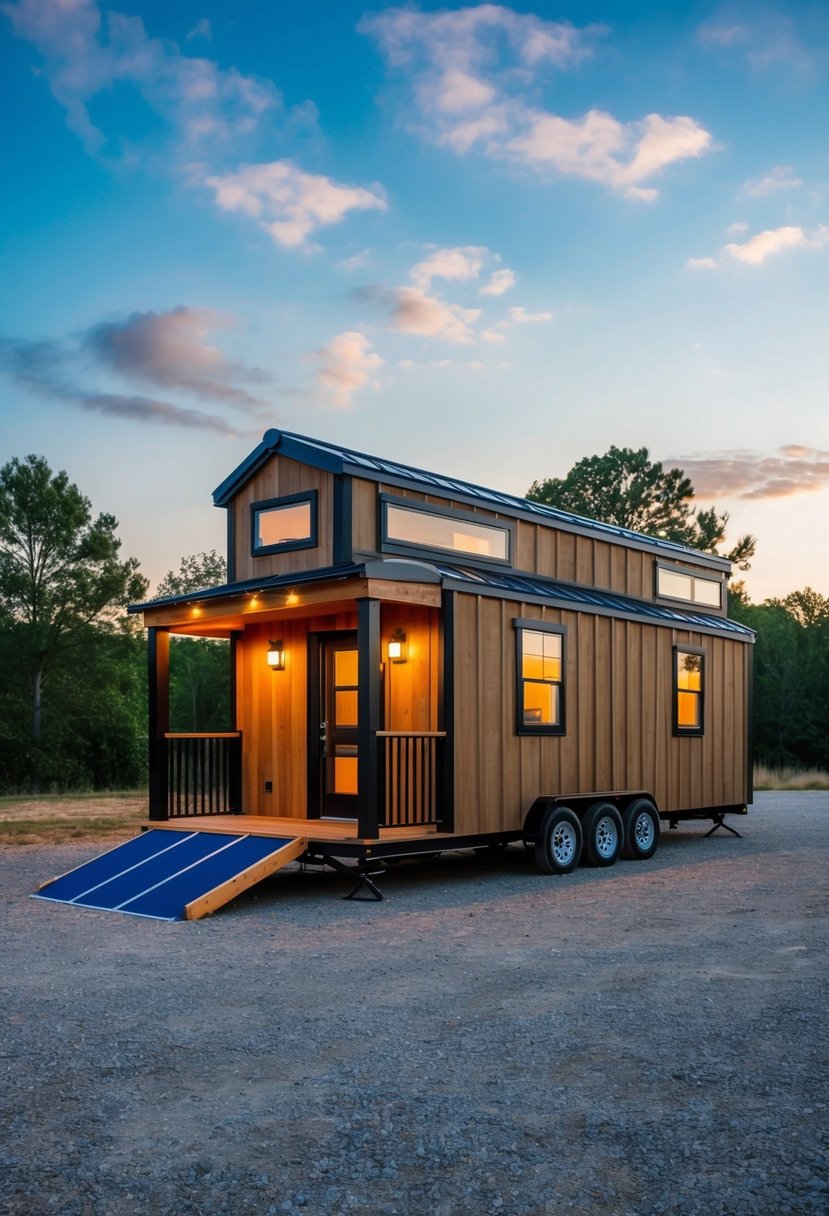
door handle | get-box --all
[319,721,328,759]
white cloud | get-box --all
[480,268,515,296]
[727,220,749,237]
[410,245,487,290]
[508,306,554,323]
[361,5,712,199]
[724,225,827,266]
[741,165,802,197]
[204,161,387,248]
[689,224,828,270]
[186,18,212,42]
[314,331,382,408]
[390,287,481,344]
[480,327,507,344]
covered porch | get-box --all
[137,562,452,843]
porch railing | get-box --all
[164,732,242,818]
[378,731,446,828]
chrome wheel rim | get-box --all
[595,815,618,859]
[552,823,578,865]
[633,812,655,851]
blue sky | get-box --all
[1,0,828,600]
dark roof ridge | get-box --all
[212,429,731,571]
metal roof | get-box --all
[212,429,731,572]
[433,562,754,639]
[130,557,753,641]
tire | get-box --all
[581,801,623,867]
[534,806,582,874]
[621,798,660,860]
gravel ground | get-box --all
[1,791,827,1216]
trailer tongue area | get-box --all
[33,829,307,921]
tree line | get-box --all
[0,449,826,794]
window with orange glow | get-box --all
[515,621,566,735]
[251,491,317,557]
[674,648,704,736]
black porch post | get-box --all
[357,598,381,839]
[148,627,170,821]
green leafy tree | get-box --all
[527,445,756,569]
[151,550,231,733]
[730,587,829,770]
[0,455,148,755]
[154,550,226,599]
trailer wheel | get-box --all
[581,801,623,867]
[621,798,660,860]
[534,806,582,875]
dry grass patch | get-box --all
[754,764,829,791]
[0,793,147,846]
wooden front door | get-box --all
[312,633,359,819]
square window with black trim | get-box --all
[251,490,318,557]
[674,646,705,736]
[514,619,566,735]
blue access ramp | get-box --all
[33,830,304,921]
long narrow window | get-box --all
[514,619,566,735]
[656,563,724,610]
[381,496,512,565]
[674,647,705,736]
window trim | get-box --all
[655,560,725,612]
[513,618,567,736]
[380,493,513,568]
[673,644,705,737]
[250,490,318,558]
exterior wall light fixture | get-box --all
[267,640,286,671]
[388,628,408,664]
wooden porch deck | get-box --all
[146,815,451,847]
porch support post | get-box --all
[148,627,170,821]
[357,598,381,839]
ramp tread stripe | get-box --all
[70,833,199,902]
[115,834,246,909]
[122,836,295,920]
[34,831,197,903]
[69,833,245,911]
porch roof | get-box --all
[130,557,754,641]
[212,429,732,573]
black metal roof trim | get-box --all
[129,562,365,613]
[212,429,731,572]
[434,563,755,642]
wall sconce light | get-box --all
[388,627,407,664]
[267,639,286,671]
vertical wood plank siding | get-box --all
[231,458,335,582]
[450,592,749,836]
[348,478,714,602]
[234,605,439,817]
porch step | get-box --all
[33,830,307,921]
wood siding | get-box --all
[234,605,438,817]
[231,457,335,582]
[450,592,749,836]
[350,477,719,601]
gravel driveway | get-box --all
[1,792,827,1216]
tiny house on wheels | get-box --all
[36,430,754,921]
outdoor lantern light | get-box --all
[267,640,285,671]
[388,627,407,664]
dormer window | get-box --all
[251,491,317,557]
